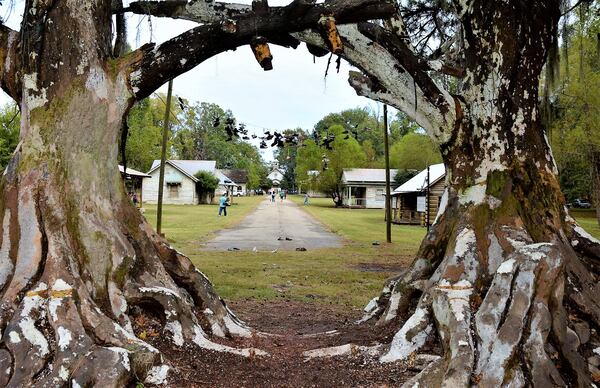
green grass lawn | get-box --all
[288,196,426,251]
[571,209,600,239]
[143,196,264,248]
[141,196,600,309]
[144,195,425,308]
[193,197,426,307]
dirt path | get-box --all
[144,200,416,386]
[140,300,416,387]
[202,198,343,251]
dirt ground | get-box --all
[136,299,423,387]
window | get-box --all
[237,186,242,191]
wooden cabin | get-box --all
[391,164,446,226]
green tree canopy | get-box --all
[389,132,442,170]
[550,4,600,206]
[124,98,170,172]
[296,124,366,202]
[171,101,267,188]
[274,128,306,190]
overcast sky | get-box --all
[0,1,387,161]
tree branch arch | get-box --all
[0,0,598,386]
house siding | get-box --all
[142,164,197,205]
[343,183,389,209]
[234,184,247,196]
[426,179,446,221]
[365,185,387,209]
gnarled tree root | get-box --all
[306,217,600,387]
[0,173,265,387]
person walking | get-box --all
[218,192,229,216]
[271,190,276,203]
[304,193,310,206]
[279,190,284,202]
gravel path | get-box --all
[202,198,343,251]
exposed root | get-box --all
[380,299,433,363]
[476,243,563,386]
[303,342,440,373]
[303,343,384,360]
[0,173,266,386]
[303,210,600,387]
[360,213,454,325]
[565,210,600,264]
[145,222,254,338]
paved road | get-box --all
[202,198,343,251]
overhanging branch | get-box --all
[294,25,456,142]
[127,0,396,100]
[356,22,453,113]
[120,0,249,23]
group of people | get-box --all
[269,189,310,205]
[217,190,311,218]
[270,189,286,203]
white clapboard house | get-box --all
[341,168,398,209]
[142,160,238,205]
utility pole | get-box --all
[383,105,392,243]
[426,165,431,232]
[157,80,174,236]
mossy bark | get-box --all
[0,2,258,386]
[309,2,600,386]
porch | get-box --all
[391,192,426,226]
[342,186,367,208]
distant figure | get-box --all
[218,192,229,216]
[271,190,276,203]
[132,192,139,207]
[279,190,284,202]
[304,193,310,206]
[284,190,287,199]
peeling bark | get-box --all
[0,0,393,385]
[301,1,600,385]
[1,0,599,386]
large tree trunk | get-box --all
[0,2,257,386]
[3,0,600,386]
[591,152,600,227]
[304,2,600,386]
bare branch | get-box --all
[126,0,396,100]
[113,0,127,57]
[121,0,250,23]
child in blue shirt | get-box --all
[218,193,229,216]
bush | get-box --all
[194,171,220,204]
